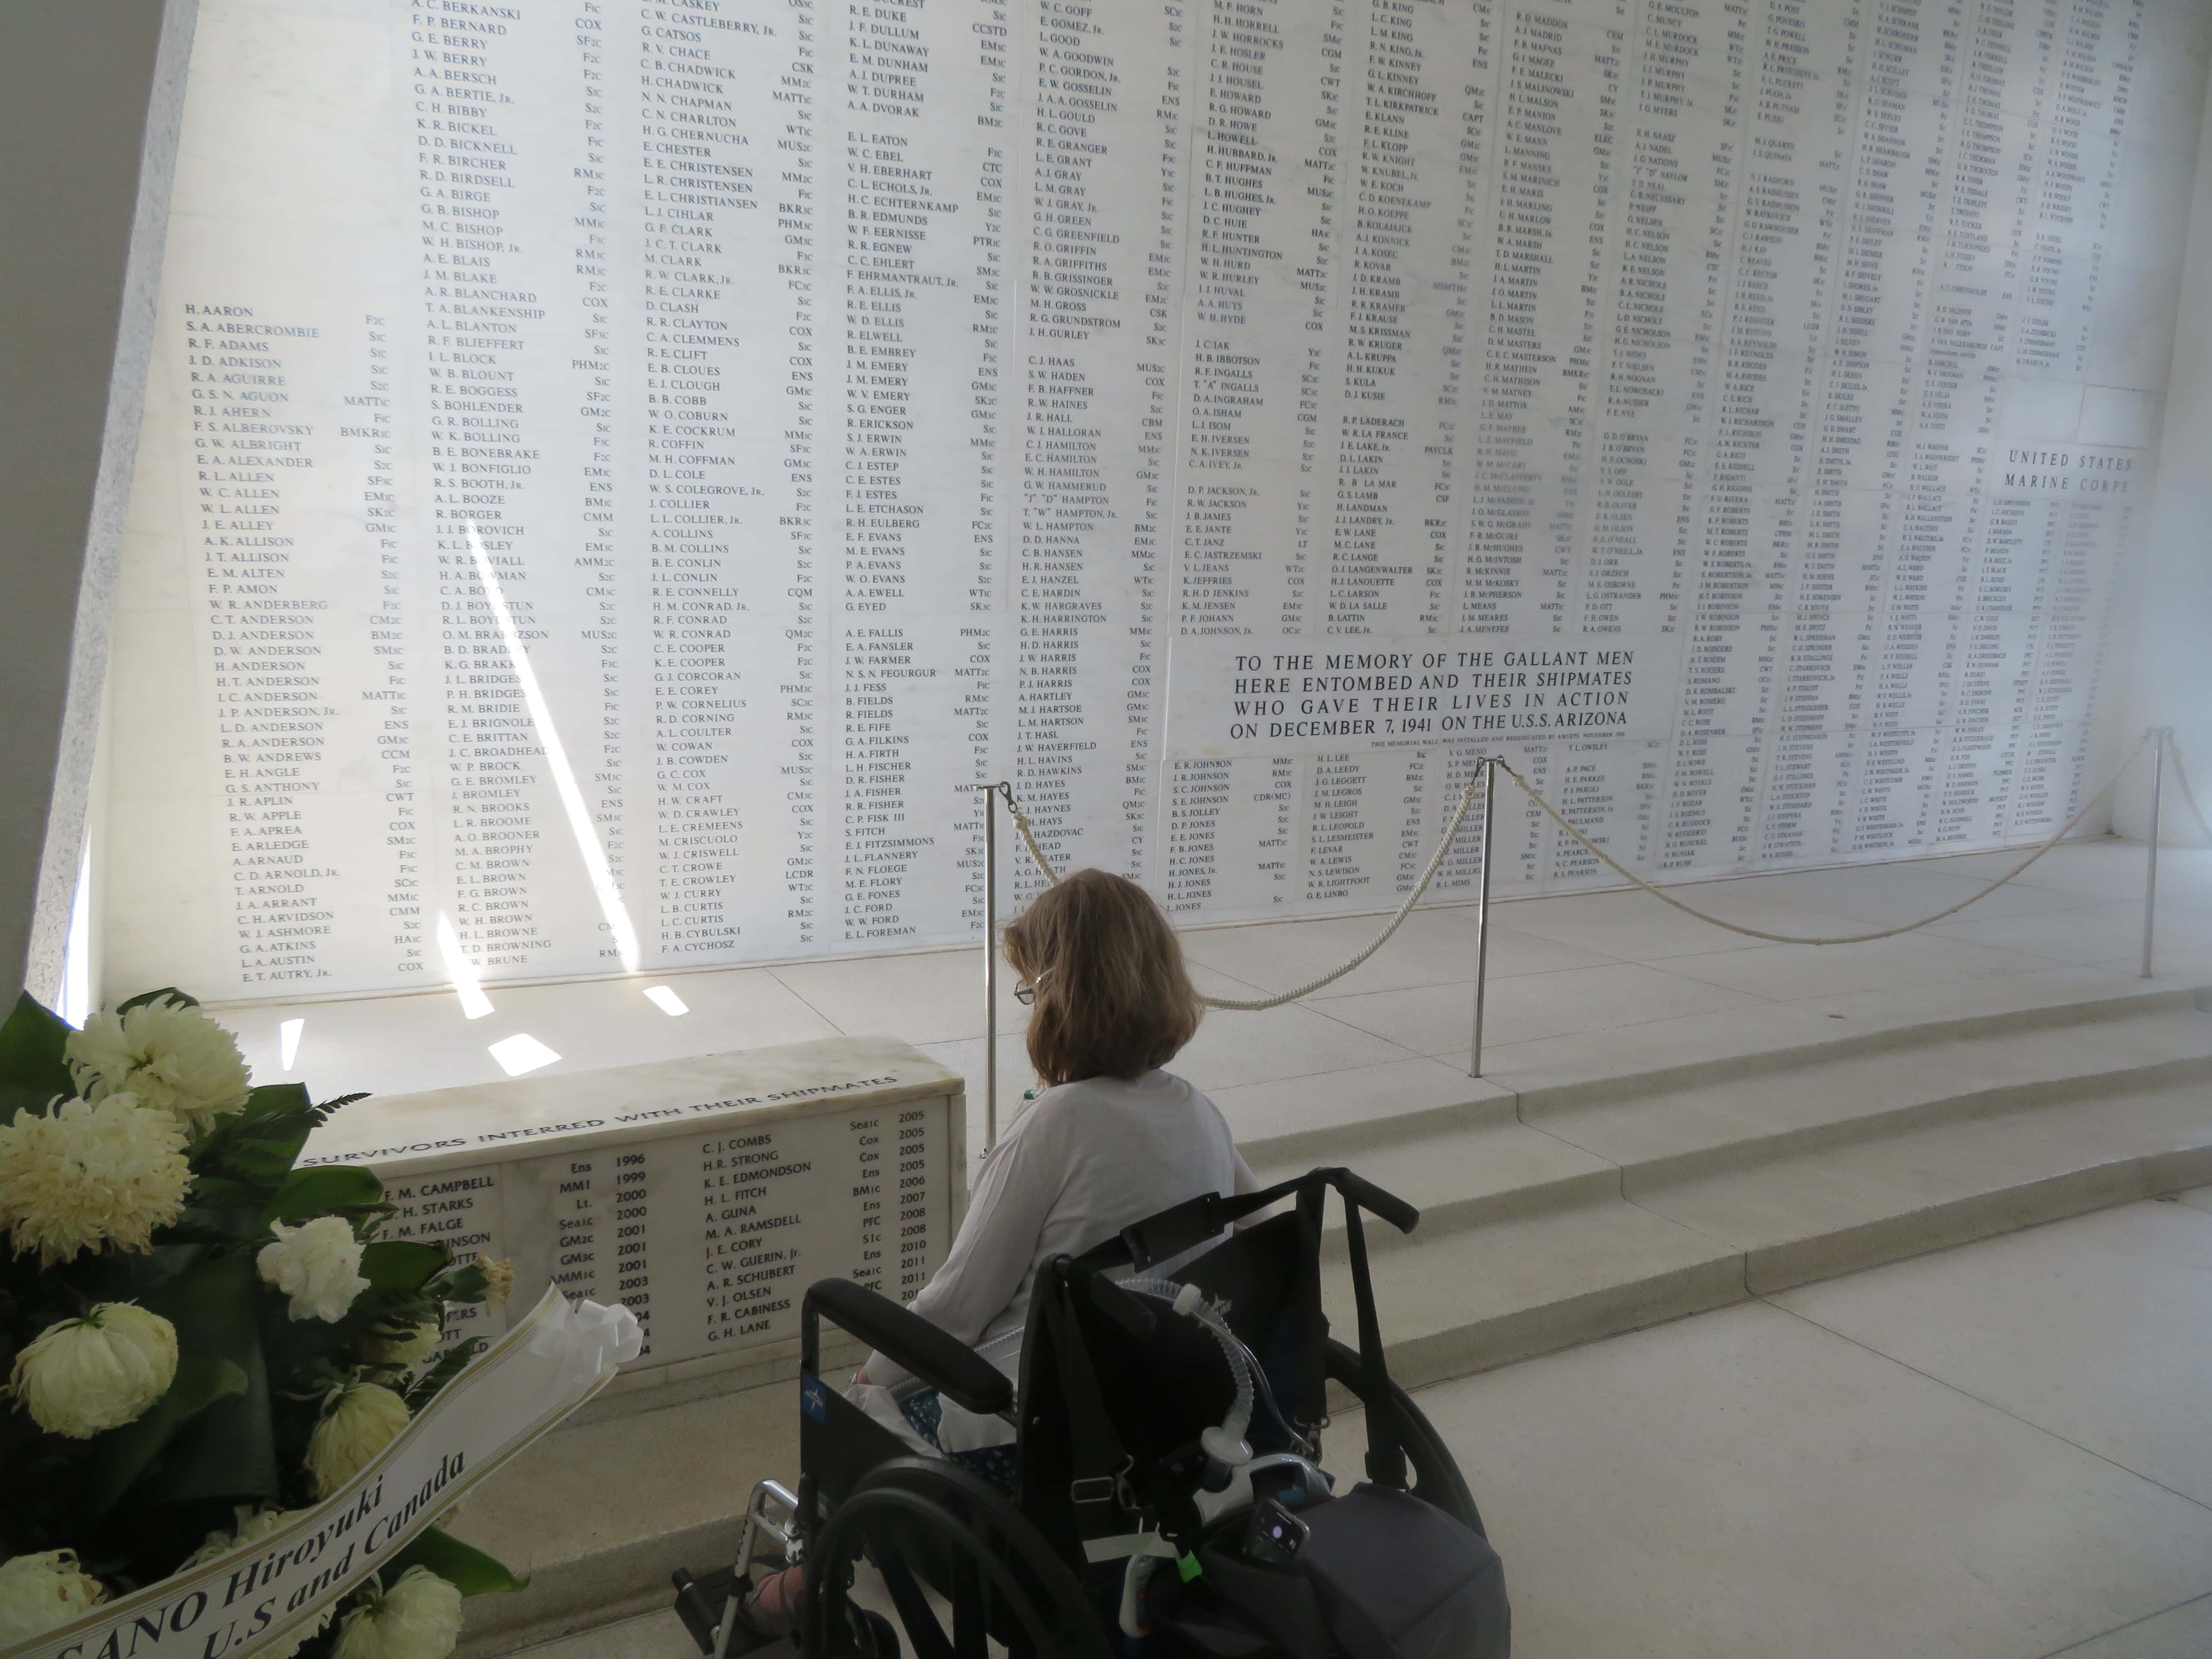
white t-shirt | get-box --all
[864,1068,1258,1448]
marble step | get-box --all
[1223,974,2205,1176]
[1534,1004,2212,1187]
[451,1364,799,1656]
[1492,969,2204,1110]
[1321,1069,2212,1393]
[1215,1054,1518,1167]
[1248,1114,1624,1241]
[1631,1071,2212,1294]
[1252,1000,2212,1249]
[1318,1194,1746,1396]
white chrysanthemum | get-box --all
[265,1604,337,1658]
[180,1508,331,1658]
[0,1094,190,1266]
[0,1549,106,1644]
[181,1502,294,1570]
[306,1382,410,1499]
[258,1216,370,1323]
[67,996,252,1138]
[477,1257,514,1308]
[331,1566,464,1659]
[361,1317,440,1367]
[8,1302,179,1438]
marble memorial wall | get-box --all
[102,0,2206,999]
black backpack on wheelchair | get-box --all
[673,1167,1510,1657]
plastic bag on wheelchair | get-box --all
[1187,1483,1508,1659]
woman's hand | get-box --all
[852,1365,872,1387]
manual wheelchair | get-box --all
[673,1167,1507,1657]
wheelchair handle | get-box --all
[1086,1269,1159,1338]
[1324,1167,1420,1235]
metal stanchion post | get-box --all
[980,782,1001,1154]
[2142,729,2165,980]
[1469,757,1496,1079]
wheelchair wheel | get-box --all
[803,1457,1114,1659]
[1323,1339,1486,1537]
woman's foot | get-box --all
[735,1566,894,1657]
[739,1563,805,1636]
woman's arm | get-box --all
[864,1122,1061,1389]
[1227,1131,1269,1226]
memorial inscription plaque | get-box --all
[298,1036,964,1384]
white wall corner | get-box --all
[14,0,200,1003]
[2114,51,2212,847]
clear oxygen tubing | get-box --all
[1116,1278,1321,1636]
[1123,1278,1254,1467]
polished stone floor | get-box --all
[506,1188,2212,1659]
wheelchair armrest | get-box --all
[801,1279,1013,1416]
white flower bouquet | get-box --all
[0,989,518,1657]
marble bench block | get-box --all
[300,1035,966,1413]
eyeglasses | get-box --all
[1012,967,1053,1007]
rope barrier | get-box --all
[990,730,2151,1008]
[1006,777,1487,1010]
[1490,730,2153,946]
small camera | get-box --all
[1241,1498,1310,1570]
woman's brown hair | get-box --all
[1002,869,1202,1088]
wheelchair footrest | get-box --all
[671,1565,743,1656]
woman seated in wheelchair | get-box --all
[737,868,1258,1639]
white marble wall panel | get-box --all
[99,0,2208,1001]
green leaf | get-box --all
[361,1241,447,1293]
[0,991,77,1124]
[0,991,76,1072]
[404,1336,485,1413]
[80,1240,210,1306]
[116,987,198,1013]
[381,1526,529,1596]
[76,1253,271,1528]
[155,1204,271,1248]
[189,1083,325,1201]
[73,1354,250,1521]
[429,1260,490,1305]
[128,1337,279,1513]
[237,1081,314,1125]
[264,1165,384,1227]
